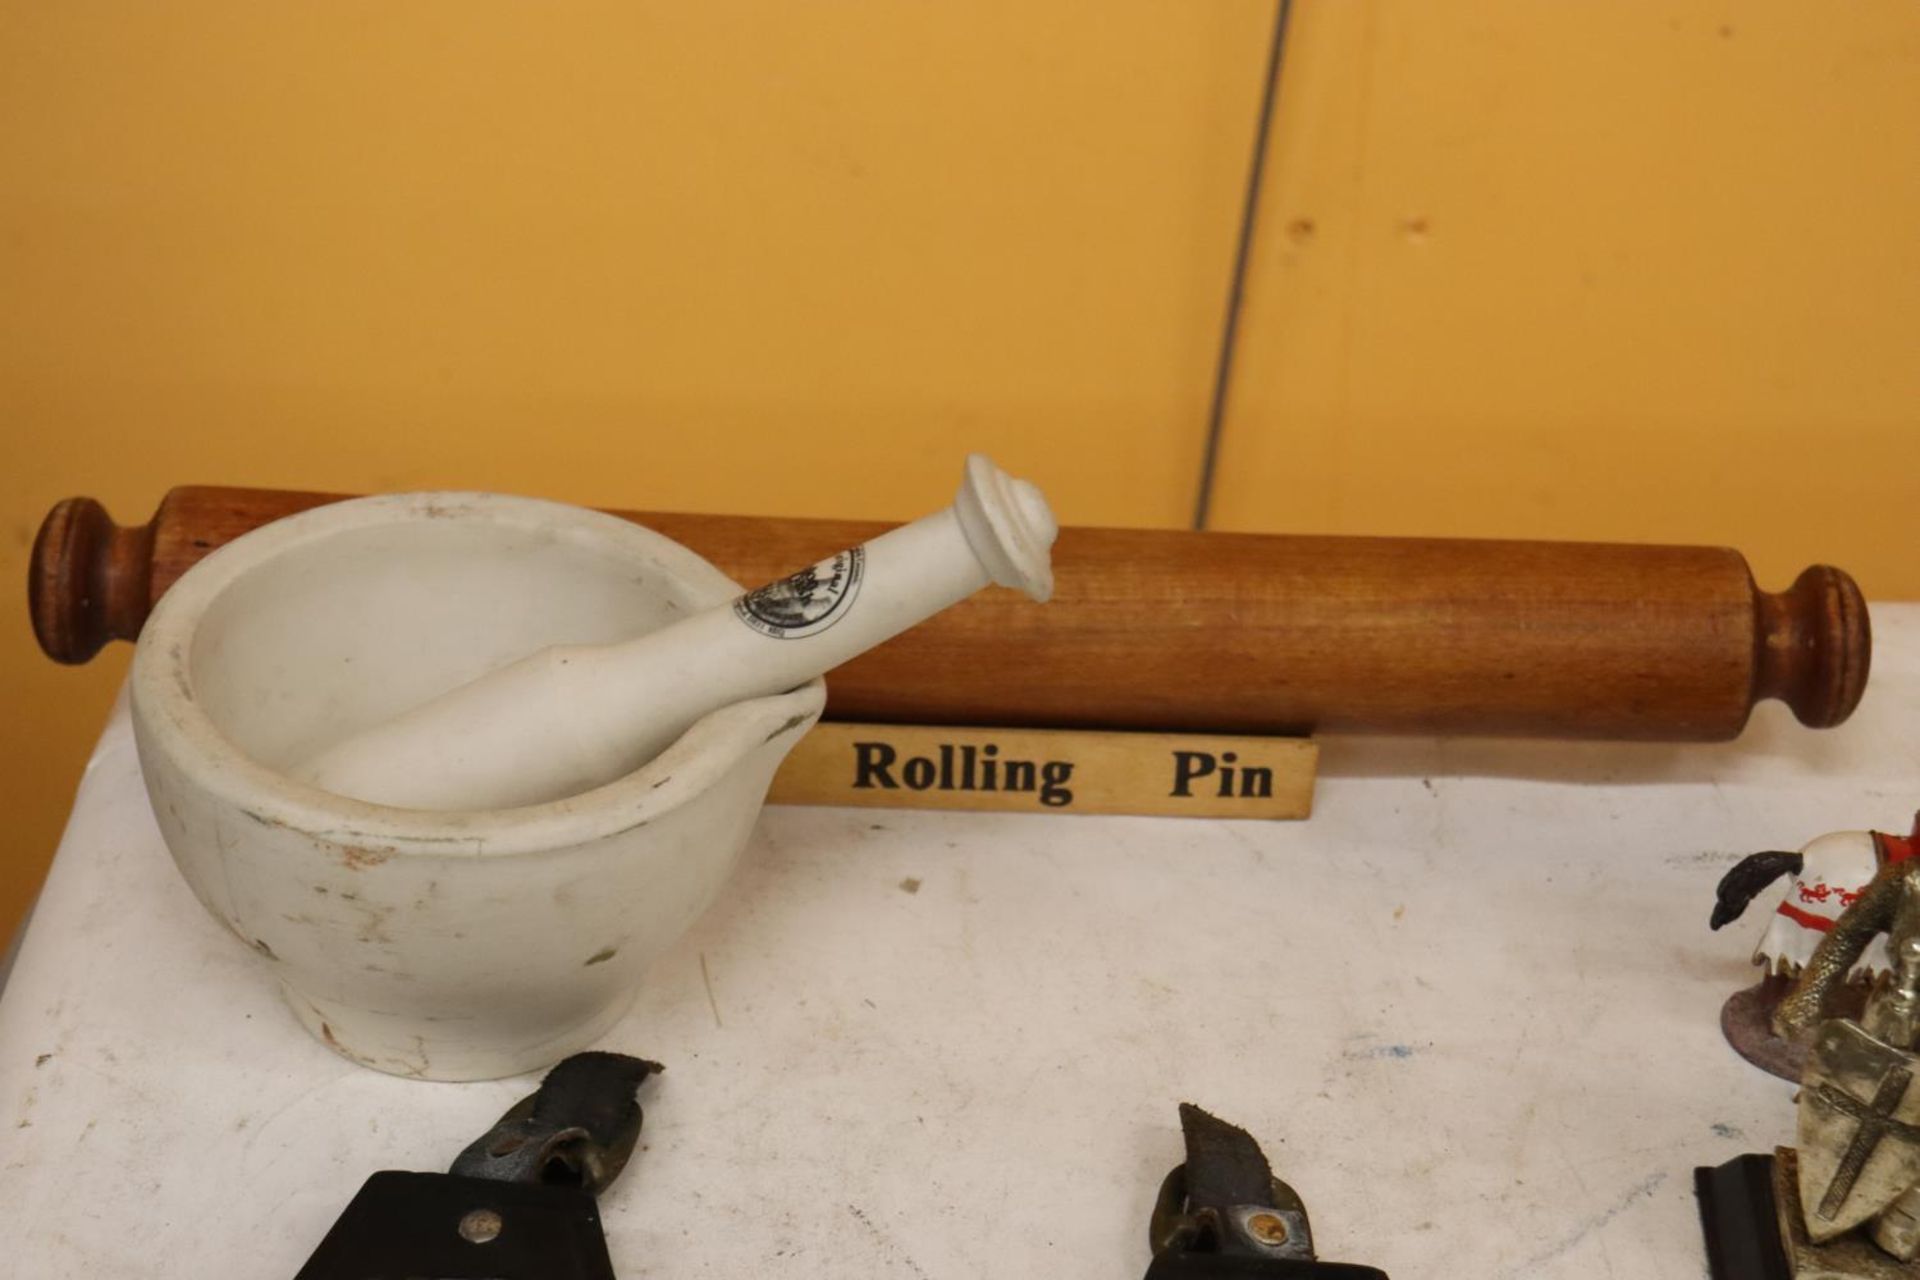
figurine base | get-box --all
[1722,978,1868,1083]
[1697,1150,1917,1280]
[1774,1148,1916,1280]
[1696,1153,1792,1280]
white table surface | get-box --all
[4,607,1917,1278]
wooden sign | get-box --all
[767,722,1316,819]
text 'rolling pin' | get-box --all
[291,456,1056,811]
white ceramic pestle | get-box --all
[292,455,1057,811]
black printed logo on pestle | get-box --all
[733,547,866,639]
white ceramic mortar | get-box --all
[130,492,824,1081]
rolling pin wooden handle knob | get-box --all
[29,495,153,665]
[1753,563,1871,729]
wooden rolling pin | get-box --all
[30,486,1870,740]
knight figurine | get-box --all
[1711,812,1920,1080]
[1770,856,1920,1271]
[1700,852,1920,1277]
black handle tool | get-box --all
[1146,1104,1389,1280]
[295,1051,662,1280]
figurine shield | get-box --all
[1797,1019,1920,1241]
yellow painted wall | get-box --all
[3,3,1916,946]
[0,2,1273,941]
[1211,1,1920,600]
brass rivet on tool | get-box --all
[458,1208,504,1244]
[1246,1212,1289,1246]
